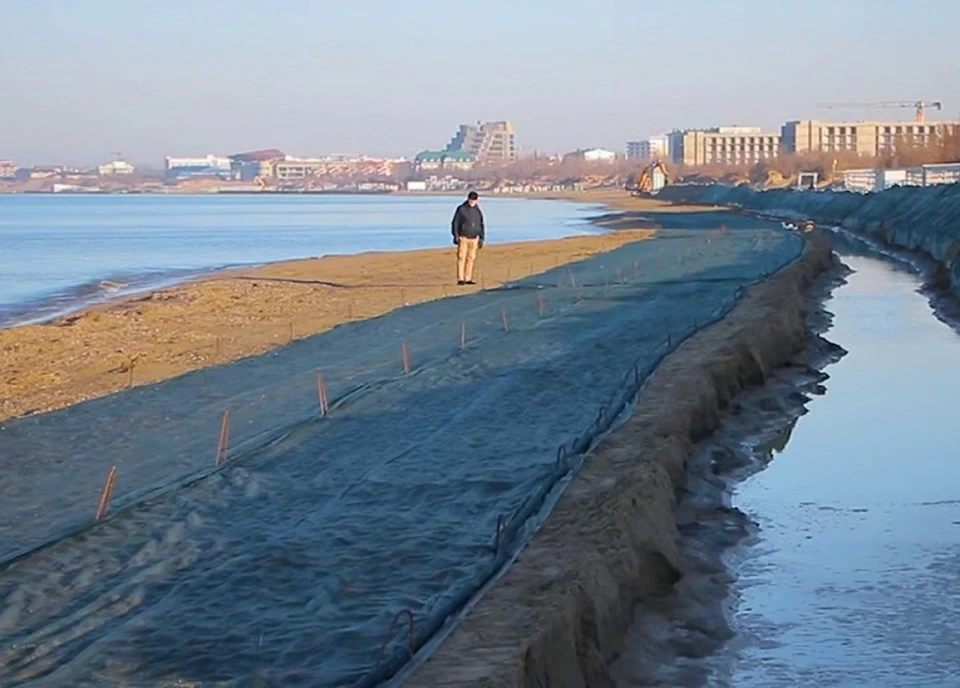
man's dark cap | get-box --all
[467,191,479,200]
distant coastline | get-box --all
[1,187,398,195]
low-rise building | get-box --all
[912,162,960,186]
[0,160,15,179]
[274,158,324,181]
[165,154,232,178]
[98,159,136,176]
[566,148,617,162]
[273,155,400,181]
[413,150,476,172]
[841,163,960,192]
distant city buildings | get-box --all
[842,162,960,192]
[564,148,618,162]
[782,119,960,156]
[272,155,400,182]
[442,120,516,164]
[413,150,476,172]
[626,136,669,160]
[0,160,15,179]
[97,159,136,177]
[229,149,285,180]
[165,155,232,179]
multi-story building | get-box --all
[782,119,960,156]
[670,126,781,166]
[444,121,516,163]
[0,160,15,179]
[626,136,669,160]
[165,155,232,178]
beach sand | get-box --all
[0,196,663,422]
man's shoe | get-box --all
[457,280,466,286]
[466,280,476,285]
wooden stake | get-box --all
[215,336,221,358]
[317,375,329,416]
[380,609,416,660]
[459,322,466,350]
[94,465,117,521]
[215,410,230,466]
[401,342,410,375]
[537,293,545,317]
[501,308,509,332]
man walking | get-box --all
[451,191,484,285]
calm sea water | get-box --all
[0,194,601,326]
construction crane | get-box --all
[815,101,942,123]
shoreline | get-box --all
[405,230,834,685]
[0,195,674,422]
[0,192,608,331]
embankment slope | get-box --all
[406,233,834,686]
[658,183,960,297]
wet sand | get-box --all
[1,216,655,422]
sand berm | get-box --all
[407,226,833,685]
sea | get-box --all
[0,193,602,327]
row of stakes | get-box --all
[92,290,558,521]
[93,272,703,527]
[91,270,702,664]
[114,251,702,390]
[91,277,707,539]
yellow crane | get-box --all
[815,100,942,123]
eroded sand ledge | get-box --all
[406,232,833,686]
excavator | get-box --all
[630,160,670,195]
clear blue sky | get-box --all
[2,0,959,166]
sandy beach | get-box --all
[0,196,662,422]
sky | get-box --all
[2,0,959,166]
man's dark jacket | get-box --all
[451,202,485,241]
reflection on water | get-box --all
[727,255,960,686]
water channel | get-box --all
[722,250,960,686]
